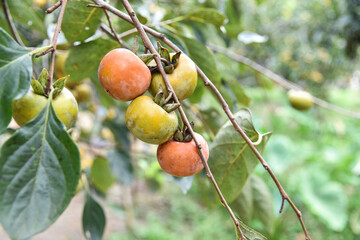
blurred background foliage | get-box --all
[1,0,360,239]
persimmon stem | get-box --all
[91,0,312,239]
[44,0,68,94]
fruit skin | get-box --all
[287,89,314,111]
[98,48,151,101]
[12,88,78,129]
[149,53,197,101]
[157,132,209,177]
[125,95,178,144]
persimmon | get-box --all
[125,95,178,144]
[149,53,197,101]
[287,89,314,111]
[157,132,209,177]
[98,48,151,101]
[12,88,78,129]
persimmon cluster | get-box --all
[98,47,209,177]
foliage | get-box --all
[0,0,359,239]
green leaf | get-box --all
[299,169,347,231]
[231,174,274,236]
[0,96,80,240]
[224,0,243,38]
[238,219,267,240]
[186,8,226,27]
[90,157,116,194]
[62,0,103,42]
[251,175,274,235]
[64,38,118,81]
[7,0,46,35]
[230,176,253,223]
[108,148,134,185]
[209,109,271,202]
[0,27,32,133]
[82,194,106,240]
[181,37,221,85]
[227,78,251,106]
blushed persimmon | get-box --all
[98,48,151,101]
[157,132,209,177]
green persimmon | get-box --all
[149,53,197,101]
[287,89,314,111]
[12,88,78,129]
[125,95,178,144]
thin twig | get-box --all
[91,0,311,239]
[98,16,185,40]
[102,9,129,49]
[45,0,61,14]
[119,0,247,239]
[1,0,24,46]
[208,44,360,119]
[46,0,68,94]
[35,46,54,58]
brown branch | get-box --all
[35,46,54,58]
[45,0,68,94]
[208,44,360,119]
[102,9,130,49]
[45,0,61,14]
[91,0,312,239]
[119,1,247,239]
[1,0,24,46]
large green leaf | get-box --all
[209,109,271,202]
[0,27,32,133]
[0,97,80,239]
[231,175,274,235]
[238,219,267,240]
[224,0,243,38]
[90,157,116,194]
[181,37,221,85]
[7,0,45,35]
[186,8,226,27]
[230,175,253,223]
[62,0,103,42]
[251,175,274,235]
[299,169,347,231]
[65,38,118,81]
[82,194,106,240]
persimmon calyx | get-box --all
[31,68,69,99]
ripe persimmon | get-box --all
[98,48,151,101]
[157,132,209,177]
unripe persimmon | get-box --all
[98,48,151,101]
[157,133,209,177]
[287,89,313,111]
